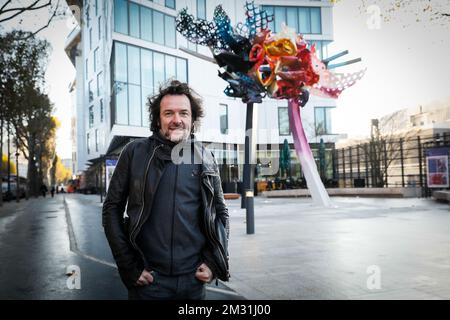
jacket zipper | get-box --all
[170,164,178,275]
[130,144,163,258]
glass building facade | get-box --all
[112,42,188,127]
[262,5,329,59]
[114,0,177,48]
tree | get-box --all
[1,154,16,176]
[13,92,56,196]
[41,116,60,186]
[338,116,421,188]
[0,30,56,196]
[0,0,63,38]
[54,155,72,185]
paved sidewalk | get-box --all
[2,194,450,299]
[225,196,450,299]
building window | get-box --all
[114,42,128,125]
[165,0,175,9]
[89,28,92,50]
[219,104,228,134]
[262,6,322,34]
[114,0,177,48]
[165,55,176,80]
[95,129,99,152]
[85,3,90,28]
[112,41,188,127]
[164,15,176,48]
[278,107,290,135]
[96,48,101,70]
[140,6,152,42]
[97,72,103,96]
[100,99,104,122]
[141,49,152,128]
[114,0,128,34]
[176,56,187,82]
[98,16,102,40]
[197,0,206,19]
[93,47,98,72]
[87,133,90,154]
[89,106,94,128]
[129,2,140,38]
[314,107,333,135]
[85,58,88,79]
[153,11,164,45]
[88,80,94,102]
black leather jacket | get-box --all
[102,135,230,289]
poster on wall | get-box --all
[426,147,449,188]
[105,159,118,192]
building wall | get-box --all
[70,0,338,178]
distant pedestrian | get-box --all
[40,184,48,198]
[50,186,55,198]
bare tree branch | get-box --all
[0,0,61,37]
[22,0,61,39]
[0,1,13,13]
[0,1,51,23]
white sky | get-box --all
[330,0,450,138]
[3,0,450,159]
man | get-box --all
[102,80,229,300]
[40,184,48,197]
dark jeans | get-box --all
[128,270,206,300]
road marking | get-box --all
[63,196,117,269]
[63,196,243,298]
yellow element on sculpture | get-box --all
[263,38,297,58]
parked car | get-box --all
[2,182,26,201]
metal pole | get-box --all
[342,148,346,187]
[242,104,253,208]
[243,102,256,234]
[383,140,388,187]
[365,143,369,188]
[100,156,103,203]
[349,146,353,187]
[332,146,337,183]
[0,118,3,207]
[418,136,423,193]
[400,138,405,187]
[357,145,361,179]
[7,123,11,195]
[246,190,254,234]
[241,147,246,209]
[15,139,19,203]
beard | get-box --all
[163,126,190,143]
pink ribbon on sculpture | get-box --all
[288,98,333,207]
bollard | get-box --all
[245,189,255,234]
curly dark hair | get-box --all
[147,80,204,133]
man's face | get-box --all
[159,94,192,143]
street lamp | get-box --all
[15,148,19,203]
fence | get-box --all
[333,132,450,196]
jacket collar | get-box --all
[148,133,218,175]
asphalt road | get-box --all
[0,194,243,300]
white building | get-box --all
[64,0,338,187]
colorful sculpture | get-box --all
[176,2,365,206]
